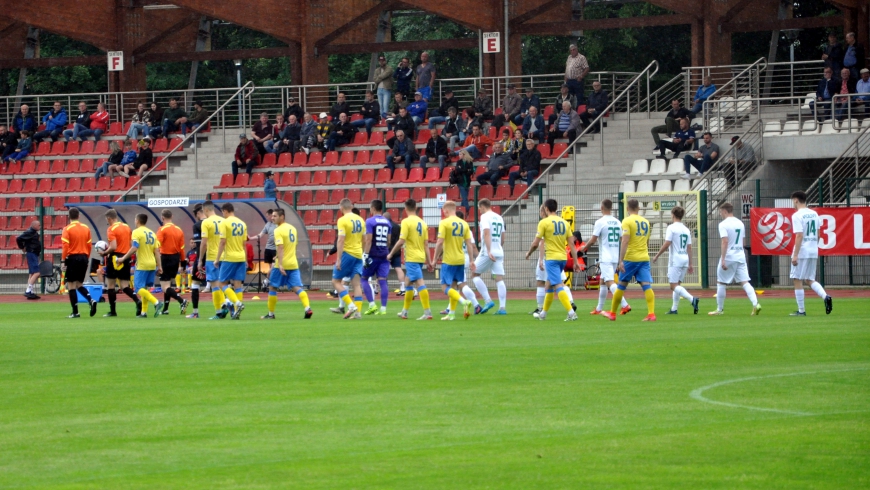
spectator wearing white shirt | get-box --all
[855,68,870,114]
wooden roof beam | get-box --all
[319,37,478,55]
[722,14,844,33]
[315,0,405,49]
[513,14,690,35]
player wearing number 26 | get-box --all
[604,198,656,322]
[525,199,581,322]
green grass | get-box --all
[0,294,868,489]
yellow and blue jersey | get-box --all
[536,216,570,261]
[337,213,364,259]
[218,216,247,263]
[202,216,223,262]
[622,214,651,262]
[437,215,471,266]
[399,215,427,263]
[131,226,159,270]
[273,222,299,270]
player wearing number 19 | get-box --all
[115,214,162,318]
[334,198,366,320]
[652,206,699,315]
[262,209,313,320]
[525,199,581,322]
[215,203,248,320]
[388,199,434,320]
[602,199,656,322]
[789,191,833,316]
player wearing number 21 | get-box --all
[601,199,656,322]
[115,213,162,318]
[434,200,477,321]
[215,202,248,320]
[525,198,581,322]
[788,191,833,316]
[334,198,366,320]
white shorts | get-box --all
[790,258,817,281]
[717,261,750,284]
[535,262,567,283]
[474,253,505,276]
[598,262,617,283]
[667,266,688,284]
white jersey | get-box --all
[665,222,692,268]
[463,233,476,267]
[592,215,622,263]
[718,216,746,264]
[478,211,505,257]
[791,207,820,259]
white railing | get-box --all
[807,123,870,204]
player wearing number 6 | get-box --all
[652,206,699,315]
[525,199,581,322]
[789,191,833,316]
[334,198,365,320]
[434,201,476,321]
[115,214,162,318]
[601,199,656,322]
[215,203,248,320]
[262,209,313,320]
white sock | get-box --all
[399,284,406,292]
[674,286,693,310]
[462,285,479,307]
[795,289,805,312]
[610,283,628,308]
[565,287,574,304]
[472,276,492,303]
[743,283,758,306]
[369,301,376,308]
[597,283,607,310]
[496,281,506,309]
[717,284,726,311]
[26,285,32,293]
[536,287,545,309]
[810,281,828,299]
[672,289,680,311]
[337,298,343,308]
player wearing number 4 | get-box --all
[652,206,699,314]
[262,209,313,320]
[334,198,366,320]
[525,199,581,322]
[709,202,760,316]
[581,199,631,316]
[115,214,162,318]
[434,201,476,320]
[388,198,434,320]
[789,191,833,316]
[215,203,248,320]
[601,199,656,322]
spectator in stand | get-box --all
[386,92,408,131]
[16,219,42,300]
[160,98,188,139]
[95,141,123,178]
[651,99,693,151]
[3,130,31,165]
[548,83,577,128]
[492,84,523,134]
[407,91,428,125]
[107,139,137,179]
[565,44,590,103]
[547,101,582,151]
[315,112,333,152]
[126,101,151,140]
[283,97,304,123]
[415,51,436,101]
[420,127,448,172]
[265,114,286,153]
[579,81,609,133]
[351,90,380,135]
[522,105,545,142]
[147,102,163,138]
[122,138,154,177]
[508,128,525,161]
[658,117,695,159]
[185,100,209,136]
[386,129,416,175]
[811,67,839,121]
[517,87,540,125]
[330,93,350,121]
[391,106,416,143]
[843,32,866,81]
[251,112,273,156]
[231,134,258,177]
[855,68,870,114]
[12,104,36,135]
[0,125,17,162]
[690,77,716,116]
[427,89,460,129]
[823,32,844,75]
[64,102,90,142]
[443,107,466,151]
[682,131,718,179]
[835,67,858,121]
[263,171,276,199]
[452,150,475,208]
[496,128,512,155]
[299,112,317,155]
[726,136,756,172]
[394,57,414,97]
[276,114,302,154]
[477,143,511,187]
[450,124,492,160]
[373,55,393,119]
[509,137,541,193]
[33,101,67,141]
[465,107,484,131]
[473,88,494,120]
[74,102,109,142]
[326,112,357,151]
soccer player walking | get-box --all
[262,209,313,320]
[388,199,434,320]
[61,208,98,318]
[470,199,507,315]
[582,199,631,315]
[709,202,760,316]
[156,209,189,315]
[652,206,699,314]
[99,208,139,316]
[362,199,392,315]
[601,199,656,322]
[115,214,162,318]
[525,199,581,322]
[187,203,205,318]
[789,191,833,316]
[333,198,365,319]
[199,201,228,319]
[433,201,476,320]
[215,203,248,320]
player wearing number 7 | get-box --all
[114,213,162,318]
[652,206,699,315]
[214,202,248,320]
[525,199,581,322]
[601,199,656,322]
[789,191,833,316]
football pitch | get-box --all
[1,295,867,489]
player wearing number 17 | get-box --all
[115,214,162,318]
[525,199,581,322]
[262,209,313,320]
[434,201,476,321]
[334,198,366,320]
[789,191,832,316]
[215,203,248,320]
[601,199,656,322]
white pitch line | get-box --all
[689,367,870,416]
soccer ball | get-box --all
[94,240,109,253]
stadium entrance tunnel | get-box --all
[65,198,313,287]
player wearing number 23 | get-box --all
[217,211,248,283]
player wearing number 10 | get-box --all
[789,191,833,316]
[602,199,656,322]
[525,199,581,322]
[115,213,162,318]
[216,203,248,320]
[334,198,365,320]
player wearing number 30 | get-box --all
[334,198,365,320]
[601,199,656,322]
[215,203,248,320]
[434,201,476,321]
[789,191,832,316]
[262,209,313,320]
[710,202,760,316]
[525,199,581,322]
[115,214,162,318]
[652,206,699,315]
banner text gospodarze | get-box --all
[750,207,870,255]
[147,197,190,208]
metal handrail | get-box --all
[502,60,660,216]
[117,81,255,202]
[703,57,766,102]
[807,122,870,203]
[702,93,862,136]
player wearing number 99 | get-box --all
[362,199,392,315]
[115,214,162,318]
[334,198,366,319]
[215,202,248,320]
[525,198,581,322]
[434,201,476,321]
[789,191,832,316]
[601,199,656,322]
[581,199,631,316]
[709,202,759,316]
[652,206,699,315]
[262,209,313,320]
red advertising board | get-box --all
[750,207,870,255]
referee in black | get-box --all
[61,207,97,318]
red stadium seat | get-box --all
[279,172,295,186]
[346,188,361,202]
[423,167,440,182]
[261,153,277,167]
[95,140,109,155]
[21,160,36,174]
[78,140,94,155]
[512,184,528,199]
[71,177,86,192]
[232,174,249,188]
[3,161,21,176]
[414,129,431,144]
[35,160,50,174]
[50,160,64,174]
[339,151,354,165]
[50,141,65,155]
[323,151,339,166]
[6,198,21,213]
[427,186,444,199]
[327,170,342,185]
[111,177,127,191]
[392,168,407,182]
[311,189,329,205]
[366,132,384,146]
[236,191,250,199]
[428,227,437,243]
[311,171,327,185]
[354,150,370,164]
[22,179,37,193]
[0,255,7,269]
[7,216,21,230]
[494,184,511,200]
[35,141,50,155]
[36,179,51,193]
[152,138,168,153]
[376,168,391,183]
[329,189,345,202]
[293,152,309,166]
[317,209,334,225]
[551,143,567,157]
[296,171,312,185]
[98,195,111,203]
[475,166,486,176]
[382,189,393,204]
[311,249,325,266]
[8,255,23,270]
[249,172,265,188]
[477,185,494,200]
[277,153,292,167]
[0,181,6,194]
[21,197,36,212]
[344,170,358,185]
[79,159,94,173]
[359,169,375,184]
[389,188,409,203]
[446,186,459,201]
[406,168,424,183]
[321,229,336,245]
[107,122,122,135]
[411,187,426,202]
[7,179,22,193]
[217,174,234,188]
[64,141,79,155]
[96,177,111,191]
[362,188,378,203]
[302,210,317,225]
[309,229,322,244]
[371,149,386,164]
[352,132,367,146]
[252,191,265,198]
[220,192,234,200]
[50,179,66,193]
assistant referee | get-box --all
[61,207,97,318]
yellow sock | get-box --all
[175,274,182,289]
[341,293,353,307]
[447,288,462,302]
[404,290,414,310]
[611,289,625,314]
[237,290,244,302]
[139,288,158,305]
[543,292,554,312]
[354,300,362,311]
[224,287,239,304]
[557,288,573,312]
[298,290,310,309]
[449,295,458,312]
[267,294,277,313]
[212,289,225,311]
[644,288,655,315]
[419,288,430,310]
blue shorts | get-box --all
[134,269,156,288]
[332,252,363,280]
[26,252,39,274]
[619,260,653,284]
[219,261,247,283]
[269,268,302,290]
[440,264,465,286]
[206,261,221,282]
[406,262,424,282]
[418,86,432,101]
[363,257,391,279]
[545,260,567,286]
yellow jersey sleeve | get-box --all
[219,217,247,263]
[623,215,651,262]
[274,223,299,270]
[439,217,469,266]
[540,217,568,261]
[400,217,427,264]
[131,227,158,270]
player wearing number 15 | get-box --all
[388,198,434,320]
[525,199,581,322]
[334,198,365,320]
[115,214,162,318]
[789,191,832,316]
[262,209,313,320]
[434,201,476,321]
[216,203,248,320]
[602,199,656,322]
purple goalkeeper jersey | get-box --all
[366,215,392,258]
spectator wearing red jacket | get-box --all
[232,134,259,177]
[76,102,110,141]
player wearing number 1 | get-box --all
[652,206,699,314]
[115,214,162,318]
[262,209,313,320]
[388,199,434,320]
[602,199,656,322]
[789,191,833,316]
[525,199,581,322]
[710,202,760,316]
[334,198,365,320]
[434,201,476,321]
[215,203,248,320]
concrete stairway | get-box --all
[143,129,242,198]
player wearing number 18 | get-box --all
[115,214,162,318]
[215,203,248,320]
[789,191,833,316]
[602,199,656,322]
[525,199,581,322]
[262,209,313,320]
[334,198,366,320]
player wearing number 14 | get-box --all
[601,199,656,322]
[789,191,833,316]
